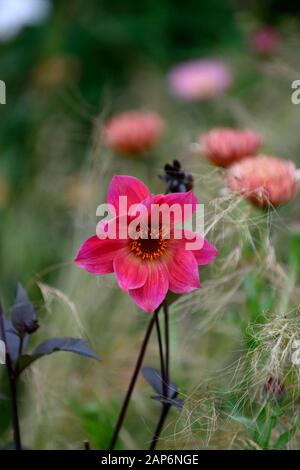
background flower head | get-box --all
[102,111,165,156]
[199,127,262,167]
[249,26,280,57]
[75,175,217,313]
[167,59,232,101]
[227,155,297,207]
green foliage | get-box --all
[72,398,123,450]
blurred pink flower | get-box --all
[199,128,262,167]
[249,26,280,57]
[227,155,297,207]
[167,59,232,101]
[75,175,217,313]
[102,111,165,156]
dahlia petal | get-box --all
[129,262,169,313]
[163,191,198,211]
[136,193,164,210]
[161,191,198,224]
[98,214,130,240]
[74,236,125,274]
[193,239,218,265]
[176,230,218,265]
[107,175,151,214]
[166,245,201,293]
[113,250,148,290]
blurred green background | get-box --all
[1,0,300,450]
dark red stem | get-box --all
[108,306,161,450]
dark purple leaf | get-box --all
[2,318,27,364]
[11,284,39,335]
[151,395,184,409]
[33,338,100,359]
[17,337,100,375]
[142,367,178,399]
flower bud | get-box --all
[159,160,194,193]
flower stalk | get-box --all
[0,300,22,450]
[149,302,172,450]
[108,306,161,450]
[154,310,167,397]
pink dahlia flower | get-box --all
[227,155,297,207]
[75,175,217,313]
[102,111,165,156]
[199,128,262,167]
[249,26,280,57]
[167,59,232,101]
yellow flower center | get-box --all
[130,228,168,261]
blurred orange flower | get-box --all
[199,128,262,167]
[227,155,298,207]
[102,111,165,156]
